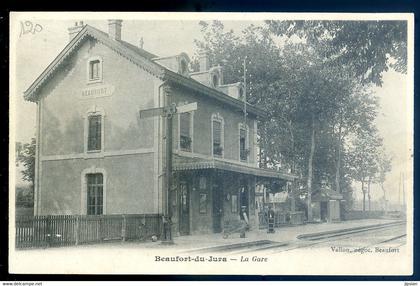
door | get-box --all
[320,201,328,222]
[212,179,223,233]
[179,181,190,235]
[239,182,249,222]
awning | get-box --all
[173,155,296,181]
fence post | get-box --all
[99,216,104,241]
[75,216,80,246]
[46,215,51,247]
[122,215,126,242]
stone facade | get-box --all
[34,38,159,215]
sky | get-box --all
[10,15,413,207]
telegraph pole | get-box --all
[162,85,175,244]
[139,85,197,245]
[243,56,247,125]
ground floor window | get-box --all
[87,173,103,215]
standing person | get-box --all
[267,205,275,233]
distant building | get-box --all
[24,20,295,235]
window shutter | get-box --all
[213,121,221,144]
[240,128,247,160]
[240,129,246,140]
[180,113,191,137]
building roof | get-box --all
[23,24,266,119]
[173,155,296,181]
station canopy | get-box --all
[173,154,296,181]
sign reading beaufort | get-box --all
[81,84,115,98]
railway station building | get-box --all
[24,20,296,235]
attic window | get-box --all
[87,57,102,83]
[180,59,188,76]
[212,74,219,87]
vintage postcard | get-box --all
[9,12,414,275]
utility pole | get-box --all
[162,85,175,244]
[243,56,247,126]
[402,172,406,212]
[139,85,197,244]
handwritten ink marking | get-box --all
[20,21,43,37]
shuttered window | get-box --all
[88,115,102,151]
[213,120,222,156]
[240,128,247,161]
[180,113,192,151]
[87,173,103,215]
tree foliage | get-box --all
[377,148,392,186]
[347,128,383,210]
[267,20,407,86]
[16,137,36,187]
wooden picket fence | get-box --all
[15,214,162,249]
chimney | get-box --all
[68,21,84,41]
[139,37,144,49]
[108,19,123,41]
[198,50,210,72]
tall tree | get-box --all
[376,148,392,212]
[348,129,382,211]
[331,85,379,194]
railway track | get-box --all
[188,221,406,255]
[242,223,406,254]
[270,224,406,254]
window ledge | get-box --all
[84,151,104,159]
[87,79,103,85]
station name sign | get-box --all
[81,84,115,98]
